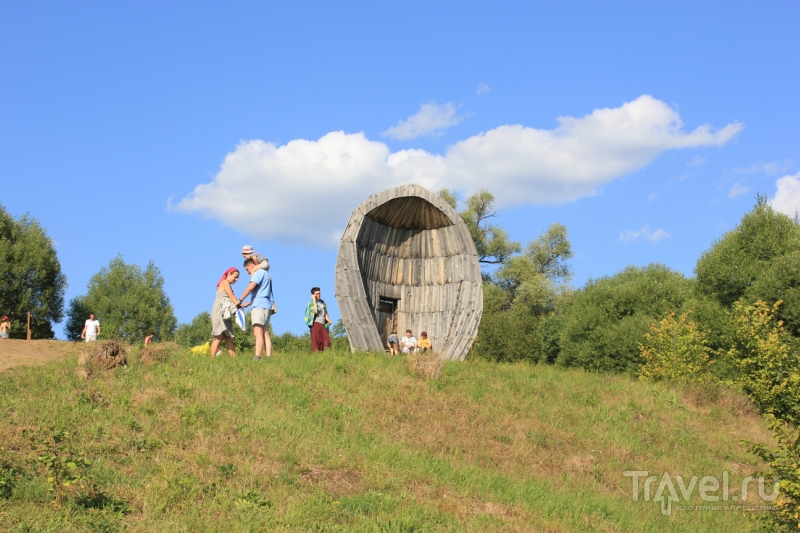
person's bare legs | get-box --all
[263,327,272,357]
[224,337,235,357]
[253,325,264,358]
[210,334,230,357]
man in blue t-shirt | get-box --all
[238,258,274,360]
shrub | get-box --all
[471,304,539,363]
[745,251,800,338]
[745,417,800,532]
[557,264,693,374]
[639,311,714,383]
[725,300,800,425]
[174,312,212,348]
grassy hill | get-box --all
[0,345,774,532]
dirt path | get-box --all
[0,339,81,372]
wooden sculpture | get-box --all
[335,184,483,361]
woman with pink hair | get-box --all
[210,267,241,357]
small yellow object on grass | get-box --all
[190,342,210,356]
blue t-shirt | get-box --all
[249,269,274,309]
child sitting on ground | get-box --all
[418,331,432,352]
[241,245,270,271]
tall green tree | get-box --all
[493,223,574,313]
[472,224,575,362]
[439,188,521,265]
[695,195,800,308]
[65,255,177,342]
[0,203,67,338]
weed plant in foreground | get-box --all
[0,345,775,531]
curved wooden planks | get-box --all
[335,185,483,361]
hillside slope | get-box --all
[0,346,773,532]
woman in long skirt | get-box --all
[211,267,241,357]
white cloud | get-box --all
[687,155,706,166]
[771,173,800,218]
[647,193,657,202]
[734,160,791,175]
[176,95,742,247]
[477,82,491,95]
[382,102,464,140]
[728,182,750,199]
[618,225,671,244]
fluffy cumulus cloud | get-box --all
[618,225,671,244]
[771,173,800,218]
[177,95,742,247]
[382,102,464,140]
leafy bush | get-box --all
[745,251,800,338]
[471,302,540,363]
[174,312,212,348]
[557,264,693,374]
[746,417,800,532]
[639,311,714,383]
[725,300,800,425]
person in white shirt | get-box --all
[81,313,101,342]
[400,329,418,353]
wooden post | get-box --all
[26,312,31,340]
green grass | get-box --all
[0,345,774,532]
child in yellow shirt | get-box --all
[418,331,432,352]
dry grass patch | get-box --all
[77,340,127,378]
[300,466,362,496]
[139,342,179,365]
[406,350,444,379]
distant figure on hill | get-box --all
[81,313,100,342]
[400,330,418,353]
[144,332,155,346]
[211,267,240,358]
[0,316,10,339]
[239,258,275,360]
[241,245,269,271]
[387,331,399,355]
[305,287,331,353]
[418,331,432,352]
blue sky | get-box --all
[2,2,799,338]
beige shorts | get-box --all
[251,308,272,327]
[85,334,97,342]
